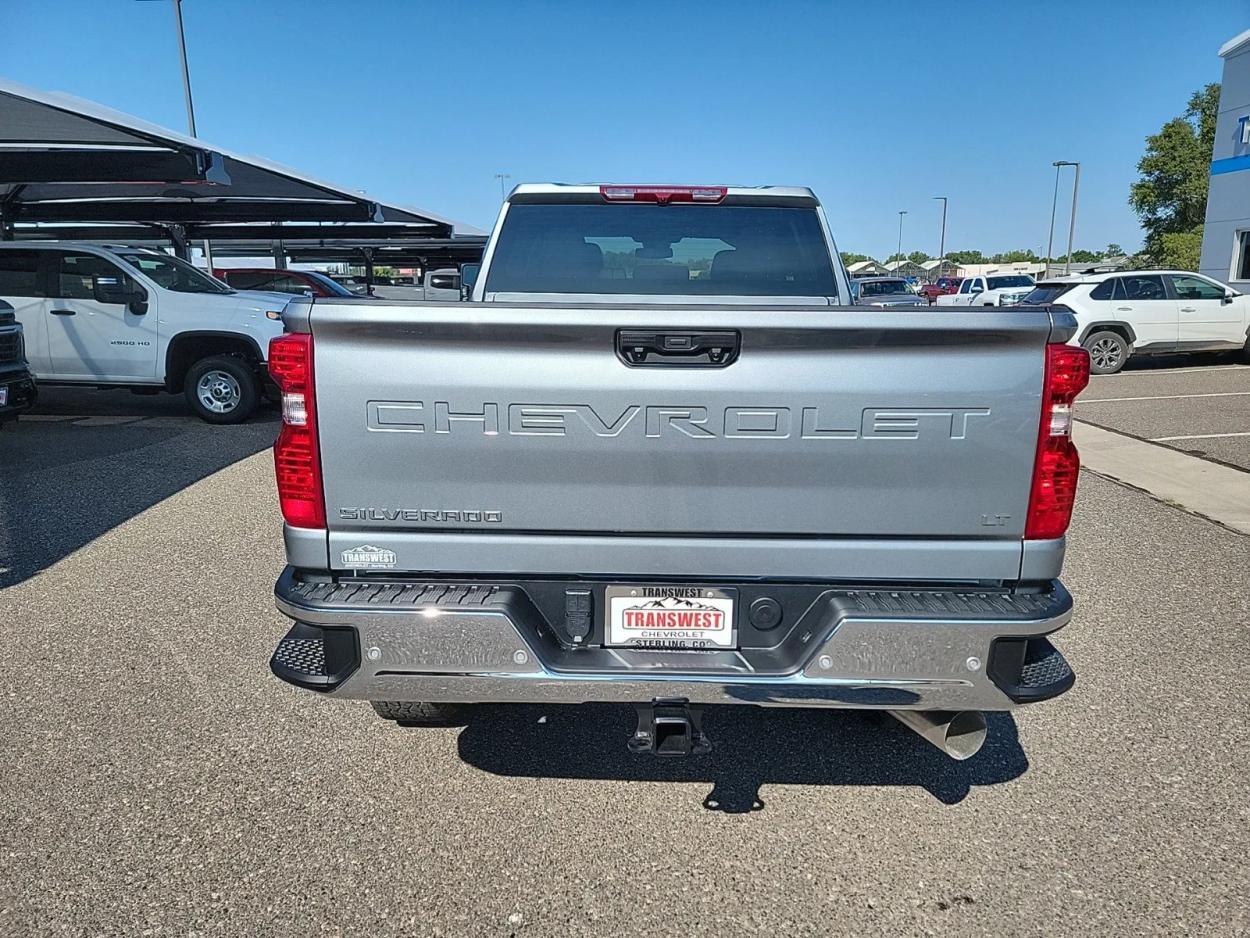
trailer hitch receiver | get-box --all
[628,698,711,757]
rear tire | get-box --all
[184,355,259,424]
[1083,330,1129,375]
[370,700,469,727]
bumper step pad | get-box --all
[273,636,326,678]
[269,621,360,692]
[988,636,1075,703]
[1020,641,1075,689]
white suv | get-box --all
[1024,269,1250,374]
[0,242,289,422]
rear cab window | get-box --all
[484,194,838,299]
[986,275,1034,290]
[858,279,909,297]
[0,250,47,297]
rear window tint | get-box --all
[0,250,46,297]
[1022,284,1073,304]
[485,203,837,297]
[858,280,910,297]
[987,275,1034,290]
[1089,279,1114,300]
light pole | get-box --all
[139,0,211,266]
[1045,163,1061,277]
[897,210,907,272]
[495,173,512,201]
[1047,161,1079,276]
[171,0,197,137]
[932,197,947,278]
[1064,162,1081,275]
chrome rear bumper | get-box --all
[271,568,1074,712]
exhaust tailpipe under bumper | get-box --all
[888,709,987,760]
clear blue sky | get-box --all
[5,0,1247,257]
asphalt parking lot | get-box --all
[2,366,1247,937]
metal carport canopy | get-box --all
[0,78,485,240]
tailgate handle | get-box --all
[616,330,740,367]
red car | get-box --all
[213,267,364,299]
[919,276,963,303]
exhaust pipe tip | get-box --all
[888,709,988,760]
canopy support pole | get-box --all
[362,247,375,296]
[167,224,190,260]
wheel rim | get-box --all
[1089,337,1122,371]
[196,369,241,414]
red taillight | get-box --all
[599,185,727,204]
[268,333,325,529]
[1025,343,1090,539]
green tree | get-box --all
[840,252,871,265]
[990,249,1039,263]
[1129,83,1219,262]
[907,250,932,264]
[945,250,985,264]
[884,252,907,263]
[1105,243,1124,257]
[1157,229,1203,270]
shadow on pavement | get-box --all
[0,388,275,588]
[455,704,1027,812]
[1121,350,1243,371]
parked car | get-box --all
[919,276,963,302]
[0,243,288,423]
[266,182,1087,762]
[0,299,36,427]
[214,267,365,299]
[1022,269,1250,374]
[936,274,1036,307]
[853,276,927,307]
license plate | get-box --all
[0,386,7,407]
[605,585,736,650]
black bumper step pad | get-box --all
[272,636,326,678]
[269,621,360,692]
[988,636,1075,703]
[1019,641,1075,689]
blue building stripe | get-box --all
[1211,154,1250,175]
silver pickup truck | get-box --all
[267,184,1090,760]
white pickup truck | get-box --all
[0,242,287,423]
[937,273,1036,307]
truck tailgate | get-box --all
[306,302,1056,581]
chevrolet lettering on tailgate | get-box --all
[367,401,992,441]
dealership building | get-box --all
[1200,29,1250,287]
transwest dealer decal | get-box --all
[622,596,725,632]
[365,402,991,440]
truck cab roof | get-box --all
[506,183,820,206]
